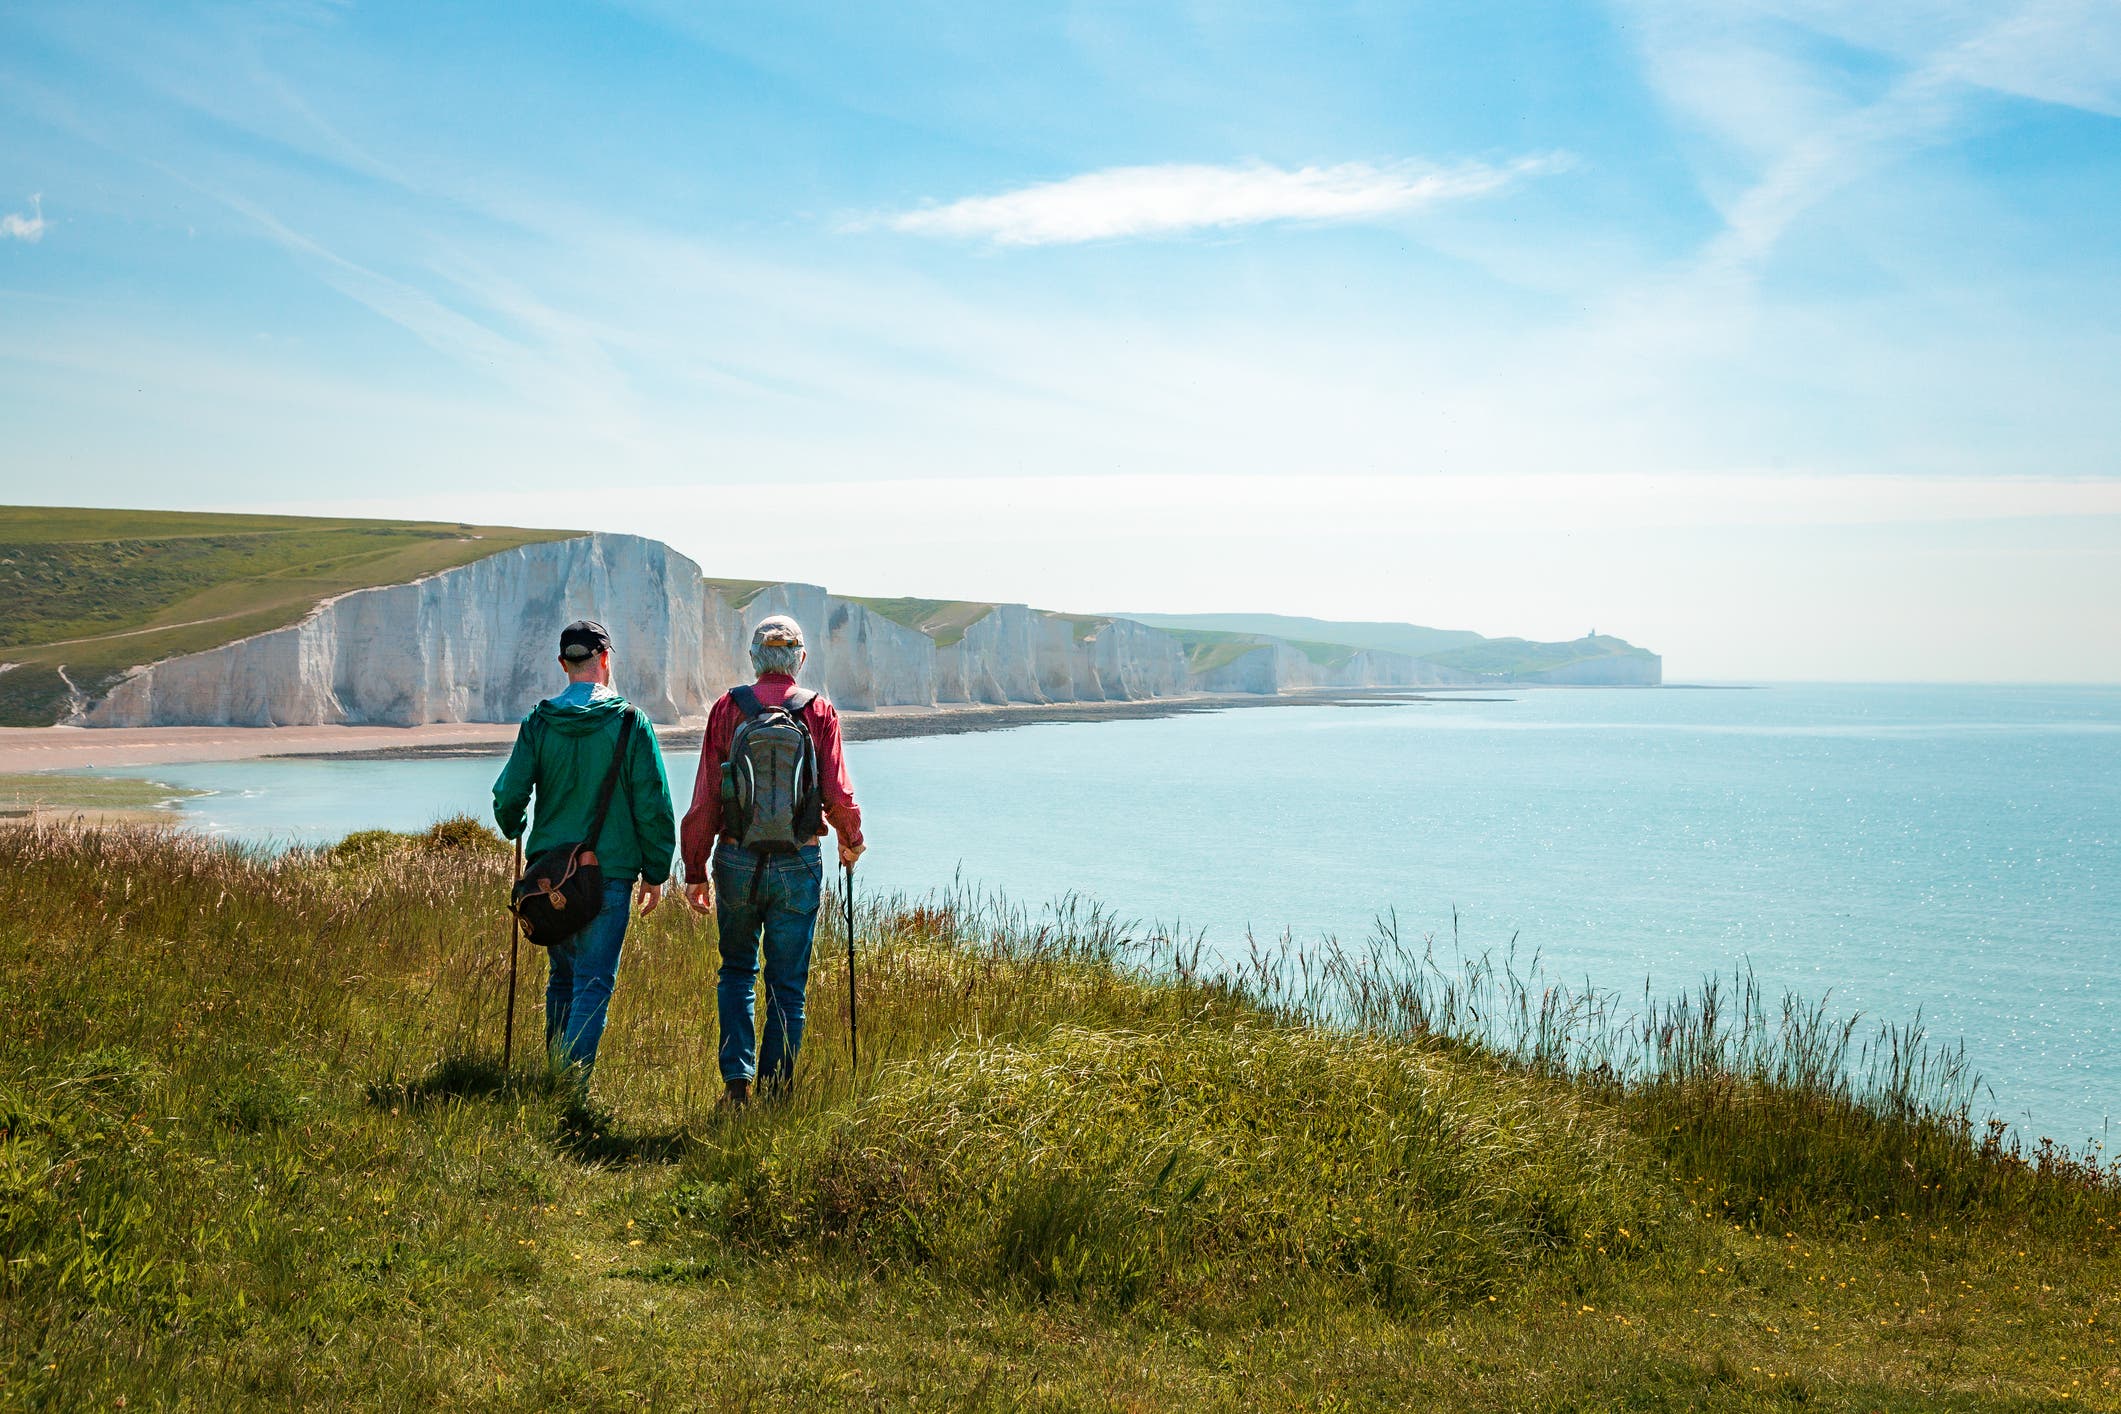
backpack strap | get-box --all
[584,711,636,852]
[733,683,812,719]
[781,690,823,834]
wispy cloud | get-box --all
[1623,0,2121,282]
[1,194,45,242]
[872,157,1566,246]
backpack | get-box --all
[509,711,635,948]
[720,685,824,853]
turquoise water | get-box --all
[117,685,2119,1146]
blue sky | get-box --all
[2,1,2118,679]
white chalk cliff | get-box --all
[90,535,718,727]
[85,532,1657,727]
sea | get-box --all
[105,684,2118,1147]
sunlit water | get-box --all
[105,685,2119,1146]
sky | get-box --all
[1,1,2118,682]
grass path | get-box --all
[24,608,267,650]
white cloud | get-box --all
[1621,0,2121,282]
[873,157,1565,246]
[1759,0,2121,117]
[1,195,45,242]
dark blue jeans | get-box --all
[714,844,823,1090]
[544,877,635,1080]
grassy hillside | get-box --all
[3,822,2114,1409]
[1161,627,1277,675]
[700,577,776,611]
[1125,611,1486,659]
[841,596,1000,649]
[0,506,579,726]
[841,601,1128,650]
[1161,629,1360,674]
[1048,613,1114,643]
[1422,632,1658,678]
[1131,613,1660,681]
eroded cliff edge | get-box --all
[85,532,1660,727]
[90,535,717,727]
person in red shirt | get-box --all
[681,615,864,1105]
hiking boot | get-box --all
[722,1078,751,1109]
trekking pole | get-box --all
[503,838,522,1073]
[843,861,859,1077]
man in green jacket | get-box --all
[493,620,676,1081]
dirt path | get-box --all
[23,609,263,651]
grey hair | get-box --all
[750,640,804,678]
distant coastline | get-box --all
[332,686,1520,760]
[4,510,1660,732]
[0,683,1740,774]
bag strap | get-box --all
[733,683,814,722]
[585,710,637,851]
[784,690,823,820]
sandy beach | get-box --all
[0,722,528,774]
[0,689,1496,773]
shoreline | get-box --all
[0,687,1512,771]
[284,687,1511,760]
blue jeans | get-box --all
[714,844,823,1090]
[544,877,635,1080]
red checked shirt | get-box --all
[680,673,864,880]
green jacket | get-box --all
[492,685,676,884]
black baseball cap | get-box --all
[558,620,612,662]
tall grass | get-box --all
[1227,910,2112,1228]
[3,817,2115,1403]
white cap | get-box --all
[751,614,805,651]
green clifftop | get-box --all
[1422,632,1660,679]
[2,505,1666,729]
[1129,612,1661,685]
[1124,611,1486,659]
[0,506,578,725]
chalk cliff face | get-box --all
[1520,652,1662,686]
[1073,617,1193,701]
[713,591,1189,709]
[935,607,1189,706]
[1190,644,1480,694]
[1190,643,1311,695]
[83,532,1658,728]
[90,534,720,727]
[717,582,936,711]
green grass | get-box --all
[1420,633,1657,679]
[701,578,776,611]
[3,823,2115,1409]
[1162,628,1277,675]
[841,596,999,649]
[0,772,202,820]
[0,506,579,725]
[1046,613,1112,644]
[1166,628,1353,672]
[1121,612,1489,660]
[1287,638,1356,668]
[1122,615,1668,681]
